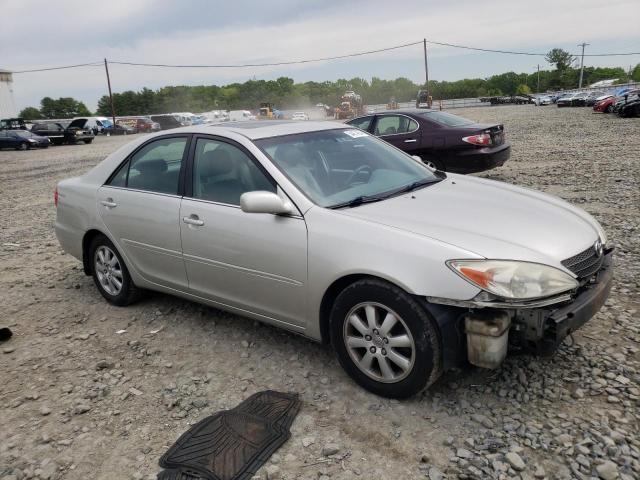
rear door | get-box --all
[179,135,308,327]
[372,114,421,154]
[97,135,190,290]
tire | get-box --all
[417,154,444,171]
[17,142,28,151]
[605,105,612,113]
[329,278,442,398]
[89,234,141,306]
[84,139,93,144]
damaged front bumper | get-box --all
[424,248,614,369]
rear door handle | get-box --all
[100,199,117,208]
[404,139,417,143]
[183,215,204,226]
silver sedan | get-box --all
[55,121,613,398]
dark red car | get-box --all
[593,96,616,113]
[346,109,510,173]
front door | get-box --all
[97,135,190,290]
[180,136,308,328]
[373,114,421,154]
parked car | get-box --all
[593,95,617,113]
[291,112,309,121]
[0,117,27,130]
[612,89,640,113]
[584,92,605,107]
[557,92,588,107]
[150,115,183,130]
[618,97,640,117]
[533,95,552,106]
[346,109,510,173]
[103,123,137,136]
[54,121,611,398]
[0,129,50,150]
[117,117,160,133]
[31,120,95,145]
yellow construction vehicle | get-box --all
[259,102,274,119]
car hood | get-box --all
[338,175,602,269]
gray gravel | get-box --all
[0,105,638,479]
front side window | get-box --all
[374,116,418,136]
[347,116,373,131]
[107,137,187,194]
[256,129,440,208]
[192,138,275,206]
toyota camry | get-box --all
[55,121,613,398]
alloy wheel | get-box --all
[94,245,123,295]
[343,302,415,383]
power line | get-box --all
[12,62,102,73]
[9,39,640,74]
[108,40,424,68]
[423,39,640,57]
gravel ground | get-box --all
[0,106,638,480]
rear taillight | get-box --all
[462,133,492,146]
[54,186,58,207]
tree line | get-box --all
[19,49,640,119]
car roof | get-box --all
[167,120,348,140]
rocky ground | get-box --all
[0,105,638,480]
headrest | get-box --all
[198,149,233,177]
[135,158,167,174]
[274,144,305,167]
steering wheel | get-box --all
[345,165,372,186]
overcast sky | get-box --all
[2,0,639,111]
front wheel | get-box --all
[84,139,93,144]
[17,142,28,151]
[605,105,613,113]
[330,279,442,398]
[417,154,444,171]
[89,235,140,306]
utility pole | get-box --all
[577,43,588,89]
[537,64,540,93]
[423,39,429,99]
[104,59,116,127]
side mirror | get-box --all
[240,191,292,215]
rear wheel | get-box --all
[605,105,613,113]
[89,234,140,306]
[330,279,442,398]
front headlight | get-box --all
[27,138,37,143]
[447,260,579,300]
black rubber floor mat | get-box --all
[158,391,300,480]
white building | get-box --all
[0,69,18,118]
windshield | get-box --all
[255,129,440,208]
[417,111,475,127]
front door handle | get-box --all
[404,139,417,143]
[100,198,117,208]
[183,215,204,226]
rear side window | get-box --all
[106,137,187,194]
[374,115,418,135]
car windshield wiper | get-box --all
[394,177,443,194]
[329,194,388,209]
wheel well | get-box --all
[319,274,397,344]
[81,229,105,275]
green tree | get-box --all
[545,48,575,72]
[39,97,91,118]
[631,64,640,82]
[516,84,532,95]
[18,107,43,119]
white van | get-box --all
[228,110,256,122]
